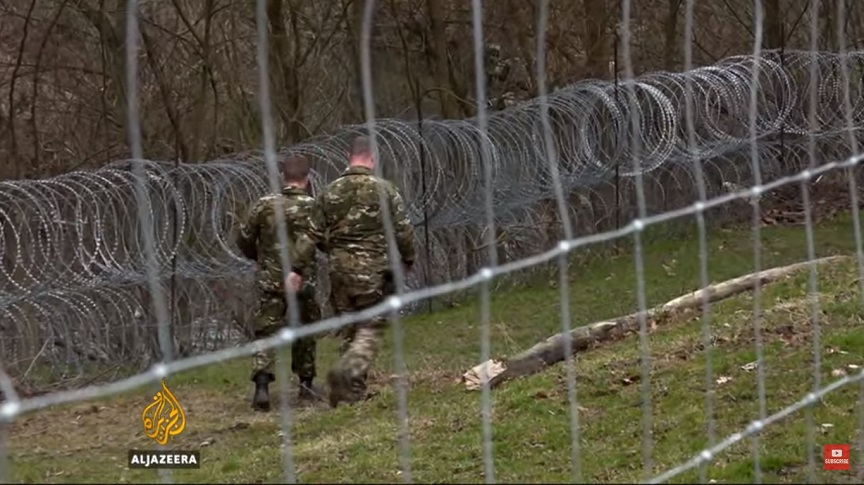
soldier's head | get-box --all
[281,153,310,189]
[348,135,375,169]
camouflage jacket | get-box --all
[294,166,415,276]
[235,186,318,295]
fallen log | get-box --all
[462,255,847,391]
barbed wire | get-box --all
[2,50,864,381]
[1,148,862,448]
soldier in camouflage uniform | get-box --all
[235,154,322,412]
[289,135,416,408]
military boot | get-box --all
[326,368,345,408]
[252,370,275,412]
[298,377,316,402]
[328,367,370,408]
[327,368,354,408]
[349,374,368,400]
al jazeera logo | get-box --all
[127,380,200,469]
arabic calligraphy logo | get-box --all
[141,380,186,445]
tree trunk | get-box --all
[763,0,783,50]
[77,0,129,155]
[663,0,682,70]
[266,0,304,144]
[424,0,460,119]
[463,255,847,390]
[582,0,612,79]
[819,0,838,51]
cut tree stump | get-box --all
[462,255,847,391]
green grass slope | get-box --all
[7,214,864,484]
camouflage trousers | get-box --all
[251,286,321,381]
[327,270,395,397]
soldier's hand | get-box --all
[286,272,303,292]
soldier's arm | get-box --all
[235,201,261,260]
[388,183,416,266]
[292,197,326,273]
[309,195,329,253]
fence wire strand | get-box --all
[747,2,768,483]
[535,0,581,482]
[358,1,414,481]
[468,1,497,482]
[803,2,823,482]
[620,0,655,479]
[834,0,864,481]
[125,0,174,482]
[682,2,717,483]
[253,0,301,481]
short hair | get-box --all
[282,154,310,181]
[349,136,372,158]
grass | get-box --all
[6,213,864,483]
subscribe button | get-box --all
[823,444,850,471]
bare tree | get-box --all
[1,0,848,179]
